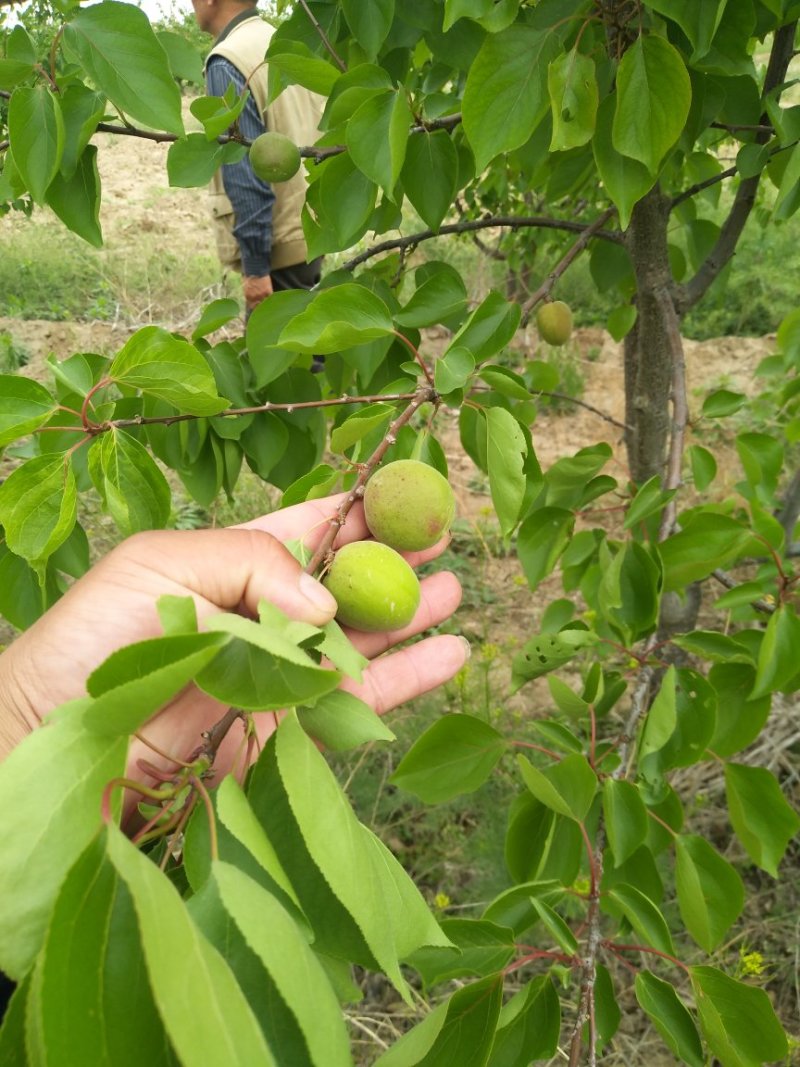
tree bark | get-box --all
[623,187,680,483]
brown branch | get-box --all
[520,206,618,325]
[568,832,605,1067]
[655,284,688,540]
[297,0,347,72]
[303,383,438,575]
[711,569,776,614]
[671,162,738,208]
[538,391,631,432]
[342,213,622,272]
[710,120,774,134]
[678,20,798,313]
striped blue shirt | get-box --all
[206,55,276,276]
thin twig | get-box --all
[520,207,618,325]
[710,569,776,614]
[343,213,623,271]
[655,284,687,540]
[297,0,347,71]
[538,391,631,432]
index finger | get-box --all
[235,492,370,550]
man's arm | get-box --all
[207,56,276,305]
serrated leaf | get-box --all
[0,374,56,446]
[391,714,506,803]
[635,972,703,1067]
[675,835,744,952]
[724,763,799,877]
[105,825,276,1065]
[408,918,515,987]
[691,966,788,1067]
[613,36,691,175]
[278,284,394,353]
[109,326,228,415]
[7,84,63,204]
[0,454,76,571]
[88,429,172,536]
[298,689,395,751]
[486,407,527,537]
[62,1,184,135]
[463,24,559,170]
[517,752,597,821]
[0,701,127,980]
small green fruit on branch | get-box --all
[536,300,573,347]
[364,459,455,551]
[323,542,421,632]
[249,132,302,183]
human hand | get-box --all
[242,273,274,310]
[0,494,466,788]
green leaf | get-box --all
[548,48,598,152]
[88,429,172,536]
[708,664,770,757]
[105,825,277,1065]
[266,38,341,98]
[511,628,597,689]
[192,298,241,341]
[330,403,394,454]
[603,779,648,865]
[517,506,575,591]
[624,475,675,529]
[279,284,394,353]
[109,326,229,415]
[7,84,64,204]
[751,604,800,698]
[213,862,352,1067]
[82,632,229,736]
[246,288,313,387]
[251,714,450,1001]
[375,975,503,1067]
[298,689,395,751]
[341,0,394,58]
[479,366,532,401]
[646,0,728,60]
[316,617,369,680]
[612,36,691,175]
[724,763,800,877]
[196,612,340,710]
[635,972,703,1067]
[45,144,103,247]
[608,883,674,954]
[530,897,578,955]
[639,666,677,774]
[0,454,76,572]
[659,515,750,592]
[156,29,204,85]
[606,304,638,341]
[463,24,559,170]
[0,58,34,91]
[446,290,521,362]
[395,262,467,329]
[31,836,175,1067]
[281,462,340,506]
[691,966,788,1067]
[547,675,588,718]
[486,407,527,537]
[689,444,717,490]
[702,388,746,417]
[408,918,515,987]
[0,701,127,979]
[401,130,459,231]
[675,835,744,952]
[62,1,184,135]
[346,90,412,195]
[435,346,474,394]
[391,713,506,803]
[167,134,246,187]
[488,976,561,1066]
[58,85,106,179]
[0,374,55,446]
[517,752,597,822]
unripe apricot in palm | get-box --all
[249,131,301,183]
[323,541,421,633]
[536,300,573,346]
[364,460,456,551]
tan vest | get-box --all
[206,15,323,272]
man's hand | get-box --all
[0,495,466,795]
[243,273,274,310]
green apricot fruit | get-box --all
[364,459,456,552]
[536,300,573,346]
[249,131,301,183]
[323,541,421,633]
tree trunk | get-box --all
[623,186,680,483]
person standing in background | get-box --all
[192,0,324,315]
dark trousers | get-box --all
[271,257,322,292]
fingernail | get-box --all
[458,636,471,659]
[299,572,338,614]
